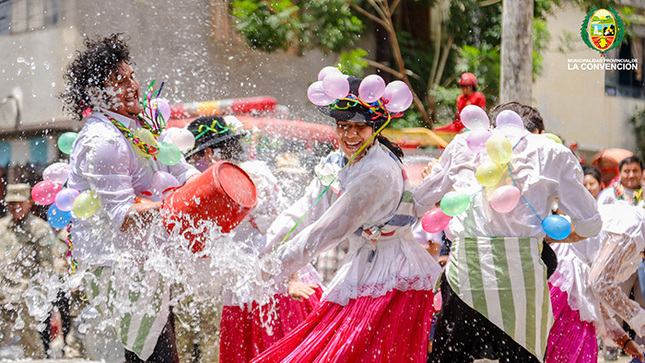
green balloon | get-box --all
[73,190,100,218]
[440,191,471,216]
[58,132,78,155]
[157,142,182,166]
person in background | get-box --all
[0,183,56,358]
[274,152,311,205]
[598,156,645,207]
[434,72,486,134]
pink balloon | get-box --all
[490,185,521,213]
[460,105,490,130]
[307,81,336,106]
[55,188,80,212]
[318,66,342,81]
[466,128,492,153]
[32,180,63,205]
[495,110,525,130]
[358,75,386,103]
[43,162,70,183]
[322,73,350,99]
[383,81,413,113]
[421,207,452,233]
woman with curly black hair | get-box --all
[61,34,199,363]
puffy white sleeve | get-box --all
[263,177,331,253]
[552,149,602,238]
[590,232,645,337]
[412,137,470,216]
[274,169,396,279]
[81,134,135,230]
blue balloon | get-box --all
[47,204,72,229]
[542,215,571,240]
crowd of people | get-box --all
[2,32,645,363]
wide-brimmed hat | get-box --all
[5,183,30,203]
[185,116,244,159]
[317,76,389,129]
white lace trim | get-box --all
[323,274,437,306]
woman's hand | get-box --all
[421,158,438,179]
[120,200,162,232]
[288,280,317,302]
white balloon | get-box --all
[148,171,181,201]
[171,128,196,153]
[43,162,71,183]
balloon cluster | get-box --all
[33,159,100,229]
[421,105,572,240]
[307,66,413,114]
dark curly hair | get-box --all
[60,33,132,121]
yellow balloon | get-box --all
[543,133,563,144]
[73,190,101,218]
[486,134,513,164]
[132,128,159,158]
[476,160,505,187]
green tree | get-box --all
[229,0,612,128]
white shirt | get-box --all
[68,110,199,264]
[412,131,602,239]
[265,142,442,305]
[597,185,645,208]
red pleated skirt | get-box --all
[220,287,323,363]
[251,289,434,363]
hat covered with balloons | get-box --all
[420,105,573,241]
[307,66,413,129]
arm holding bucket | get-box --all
[120,200,162,232]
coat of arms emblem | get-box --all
[580,7,625,56]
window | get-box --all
[0,0,59,35]
[605,37,645,99]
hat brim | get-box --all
[184,133,244,159]
[5,196,29,203]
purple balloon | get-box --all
[383,81,413,113]
[55,188,80,212]
[466,128,492,153]
[318,66,342,81]
[460,105,490,130]
[358,75,386,103]
[322,73,350,99]
[153,99,171,123]
[43,162,71,183]
[496,110,525,130]
[307,81,336,106]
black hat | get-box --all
[318,76,389,129]
[185,116,243,158]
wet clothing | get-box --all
[253,142,442,362]
[68,109,199,361]
[413,130,601,361]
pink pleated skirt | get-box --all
[545,283,598,363]
[220,287,323,363]
[250,289,434,363]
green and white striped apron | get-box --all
[84,265,171,360]
[445,236,553,362]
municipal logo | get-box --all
[580,7,625,56]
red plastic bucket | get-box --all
[161,161,257,253]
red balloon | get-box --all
[421,207,452,233]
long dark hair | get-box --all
[376,134,404,161]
